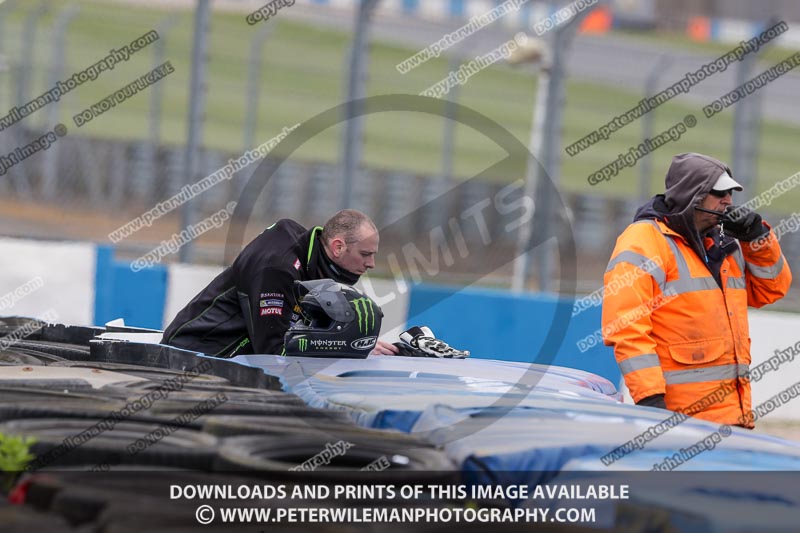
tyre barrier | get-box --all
[0,316,47,341]
[0,342,90,371]
[133,382,309,406]
[0,378,92,390]
[1,316,280,388]
[215,435,455,479]
[202,415,442,448]
[202,415,372,438]
[5,340,90,361]
[21,471,463,532]
[0,399,214,428]
[0,350,66,366]
[50,361,231,386]
[0,501,72,532]
[2,418,220,471]
[1,318,459,531]
[89,340,281,390]
[0,387,109,403]
[144,398,353,421]
[39,323,106,346]
[94,385,310,415]
[0,317,104,346]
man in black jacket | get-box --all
[161,209,398,357]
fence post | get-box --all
[512,6,594,293]
[243,23,275,155]
[730,19,777,200]
[130,14,181,206]
[42,5,80,202]
[238,23,275,197]
[0,0,17,196]
[339,0,379,210]
[7,2,50,199]
[0,0,17,110]
[179,0,212,263]
[638,55,672,203]
[440,55,460,186]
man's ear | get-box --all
[329,237,345,258]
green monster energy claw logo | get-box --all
[352,298,375,334]
[298,337,308,352]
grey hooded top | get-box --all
[634,152,739,288]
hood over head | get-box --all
[634,194,668,222]
[664,153,733,213]
[660,153,735,260]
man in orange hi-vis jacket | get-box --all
[602,153,791,427]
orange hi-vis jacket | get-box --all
[602,219,791,427]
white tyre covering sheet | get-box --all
[414,406,800,474]
[231,353,800,531]
[417,407,800,530]
[533,469,800,532]
[235,356,800,468]
[231,355,622,430]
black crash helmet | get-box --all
[284,279,383,358]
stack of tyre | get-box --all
[0,317,457,532]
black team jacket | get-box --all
[161,219,360,357]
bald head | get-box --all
[321,209,378,276]
[322,209,376,244]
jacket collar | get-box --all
[652,218,684,240]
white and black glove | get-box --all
[393,326,470,359]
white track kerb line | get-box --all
[109,124,298,244]
[396,0,529,74]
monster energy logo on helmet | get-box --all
[352,297,375,334]
[298,337,308,352]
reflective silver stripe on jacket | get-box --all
[727,277,746,289]
[662,236,718,294]
[605,251,667,292]
[746,255,785,280]
[727,246,746,289]
[732,245,745,273]
[618,353,660,375]
[663,363,750,385]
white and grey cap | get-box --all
[712,171,743,192]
